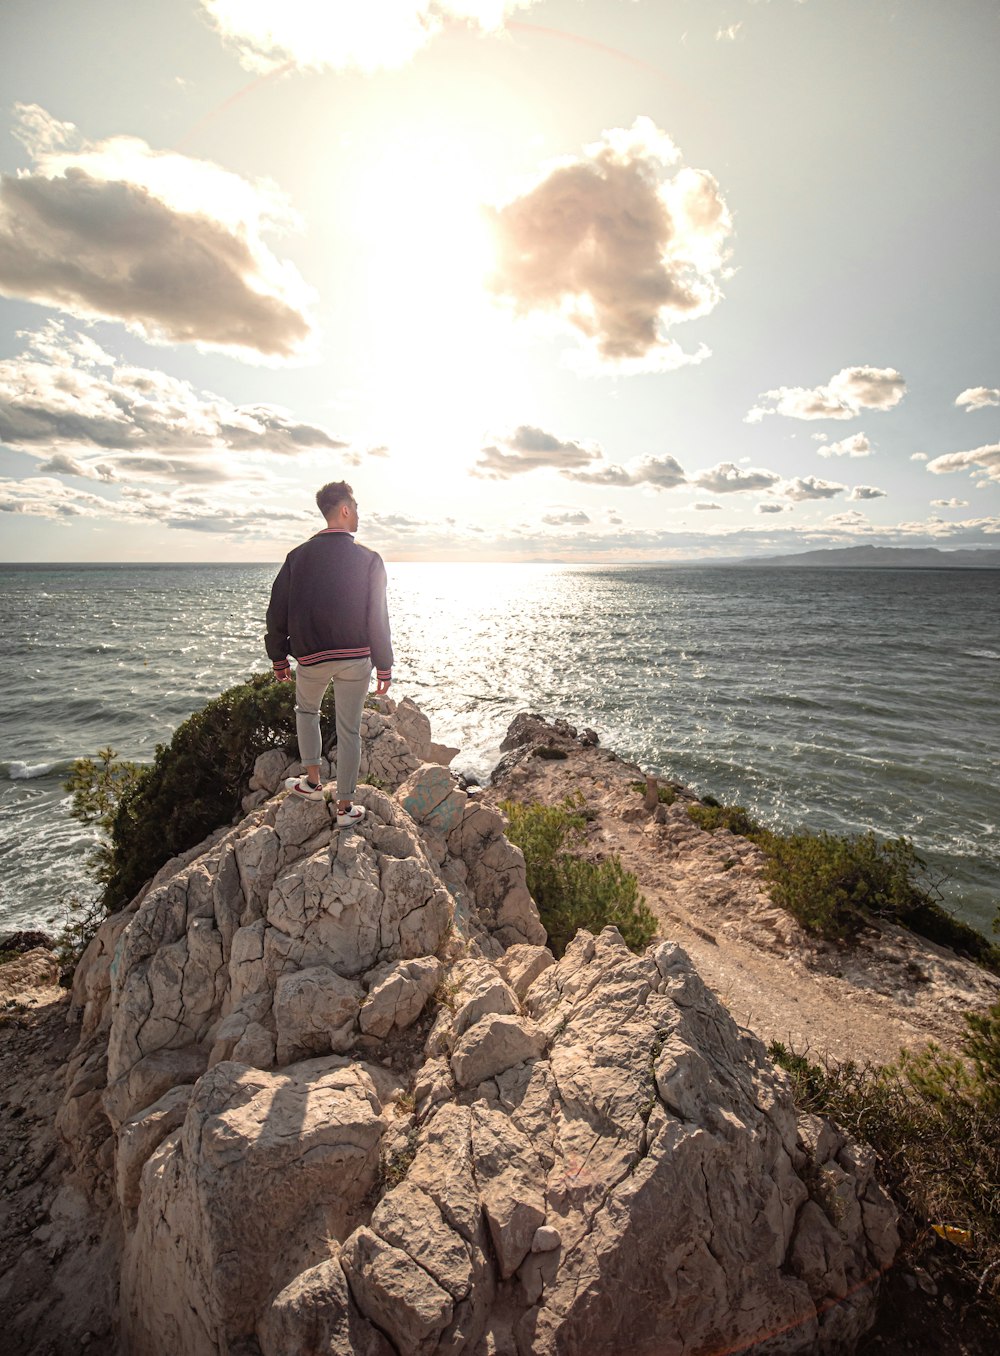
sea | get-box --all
[1,561,998,940]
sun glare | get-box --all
[346,132,518,450]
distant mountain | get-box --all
[734,545,1000,569]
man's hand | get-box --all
[275,671,293,682]
[375,676,391,696]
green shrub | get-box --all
[687,802,761,836]
[70,673,335,913]
[759,829,923,941]
[501,797,657,957]
[770,1001,1000,1300]
[687,798,1000,969]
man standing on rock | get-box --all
[265,481,393,827]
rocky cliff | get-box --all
[53,698,900,1355]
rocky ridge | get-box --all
[22,697,912,1355]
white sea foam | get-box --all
[3,759,63,780]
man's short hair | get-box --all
[316,481,354,518]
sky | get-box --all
[0,0,998,563]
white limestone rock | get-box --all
[359,957,442,1039]
[450,1013,548,1088]
[249,747,294,794]
[257,1253,393,1356]
[273,964,364,1064]
[121,1058,385,1356]
[497,942,555,1000]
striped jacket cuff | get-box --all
[273,659,291,675]
[376,669,392,682]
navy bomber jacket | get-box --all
[264,529,393,683]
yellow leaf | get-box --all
[932,1224,972,1248]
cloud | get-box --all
[565,454,687,489]
[926,443,1000,485]
[199,0,540,74]
[488,117,732,369]
[0,475,125,519]
[693,501,721,511]
[849,485,886,500]
[472,425,600,479]
[0,322,348,484]
[931,498,969,509]
[541,510,591,526]
[118,483,315,537]
[35,451,115,480]
[955,387,1000,412]
[756,502,786,514]
[817,432,872,458]
[0,104,312,359]
[716,23,743,41]
[694,462,781,494]
[781,475,846,501]
[911,452,928,462]
[746,366,906,422]
[825,510,872,531]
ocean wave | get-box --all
[964,649,1000,660]
[1,757,75,781]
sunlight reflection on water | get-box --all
[0,560,998,933]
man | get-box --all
[265,481,392,827]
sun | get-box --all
[342,128,519,446]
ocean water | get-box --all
[0,561,998,938]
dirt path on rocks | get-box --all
[488,720,1000,1067]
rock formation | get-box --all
[55,699,899,1355]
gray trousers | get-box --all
[294,656,372,800]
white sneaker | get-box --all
[285,776,324,802]
[336,803,366,827]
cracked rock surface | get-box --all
[53,700,898,1355]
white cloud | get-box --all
[756,502,786,514]
[199,0,540,74]
[746,366,906,422]
[781,475,846,501]
[0,322,349,484]
[911,452,928,462]
[694,462,780,494]
[955,386,1000,412]
[716,23,743,41]
[489,117,732,369]
[825,510,872,531]
[926,443,1000,485]
[817,432,872,458]
[0,104,313,359]
[472,427,688,491]
[930,498,969,508]
[541,510,591,526]
[566,454,687,490]
[849,485,886,500]
[0,475,125,519]
[472,425,600,479]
